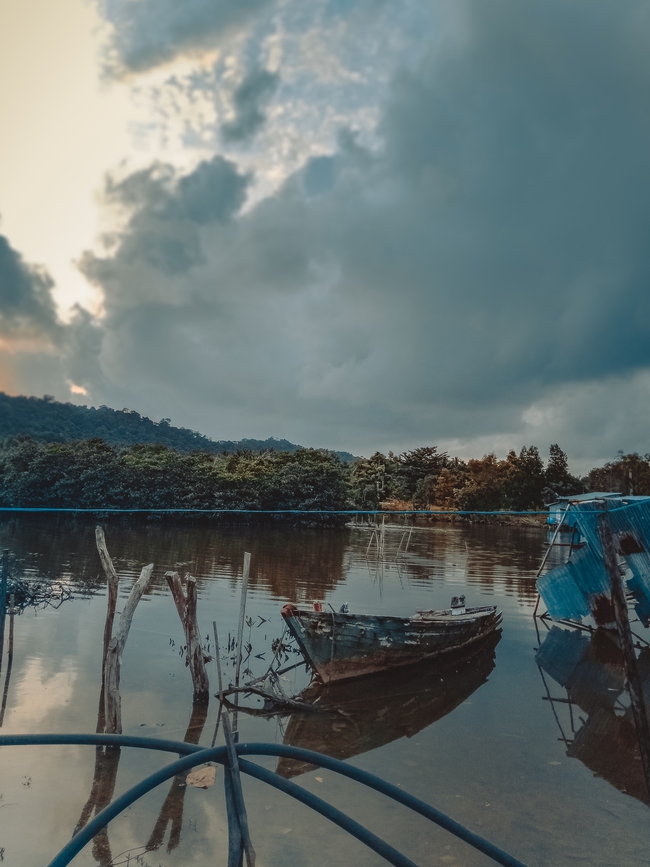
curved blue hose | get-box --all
[0,733,528,867]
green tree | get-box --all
[456,454,507,511]
[545,444,584,498]
[503,446,546,510]
[392,447,447,501]
[588,453,650,496]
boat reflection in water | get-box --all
[536,626,650,806]
[276,630,501,779]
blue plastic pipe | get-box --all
[0,733,528,867]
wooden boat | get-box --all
[277,630,501,778]
[281,597,501,683]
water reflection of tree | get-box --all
[75,744,121,866]
[0,516,349,600]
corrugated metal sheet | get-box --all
[537,560,591,620]
[538,498,650,626]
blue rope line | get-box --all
[0,507,548,515]
[0,733,528,867]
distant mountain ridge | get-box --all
[0,393,356,461]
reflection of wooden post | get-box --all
[104,563,153,734]
[166,572,209,702]
[74,744,121,865]
[146,699,209,853]
[597,514,650,799]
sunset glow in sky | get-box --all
[1,0,649,470]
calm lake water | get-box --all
[0,515,648,867]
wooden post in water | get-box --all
[94,527,120,733]
[166,572,210,702]
[597,513,650,799]
[0,550,8,676]
[104,563,153,734]
[95,528,119,659]
[0,593,15,728]
[234,553,251,689]
[213,618,254,867]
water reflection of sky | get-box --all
[0,516,648,866]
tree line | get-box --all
[1,436,646,515]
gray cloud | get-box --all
[41,0,650,463]
[0,233,60,338]
[221,67,280,144]
[82,156,250,286]
[96,0,274,75]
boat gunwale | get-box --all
[282,604,499,627]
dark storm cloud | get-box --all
[0,233,60,337]
[221,67,280,144]
[76,0,650,460]
[96,0,274,75]
[82,155,250,282]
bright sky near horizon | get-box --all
[1,0,649,472]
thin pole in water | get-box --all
[234,553,251,689]
[0,550,8,677]
[0,593,15,727]
[533,504,570,616]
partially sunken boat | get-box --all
[281,596,501,683]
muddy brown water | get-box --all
[0,515,647,867]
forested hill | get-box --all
[0,393,355,460]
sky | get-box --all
[1,0,649,471]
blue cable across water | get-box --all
[0,732,528,867]
[0,507,547,514]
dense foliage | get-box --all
[349,444,584,511]
[0,392,354,461]
[1,394,646,513]
[0,439,350,513]
[587,452,650,497]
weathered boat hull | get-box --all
[281,603,501,683]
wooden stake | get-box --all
[95,527,120,733]
[0,592,14,728]
[234,553,251,689]
[95,528,119,661]
[0,550,8,677]
[213,618,255,867]
[165,572,210,701]
[597,513,650,800]
[104,563,153,734]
